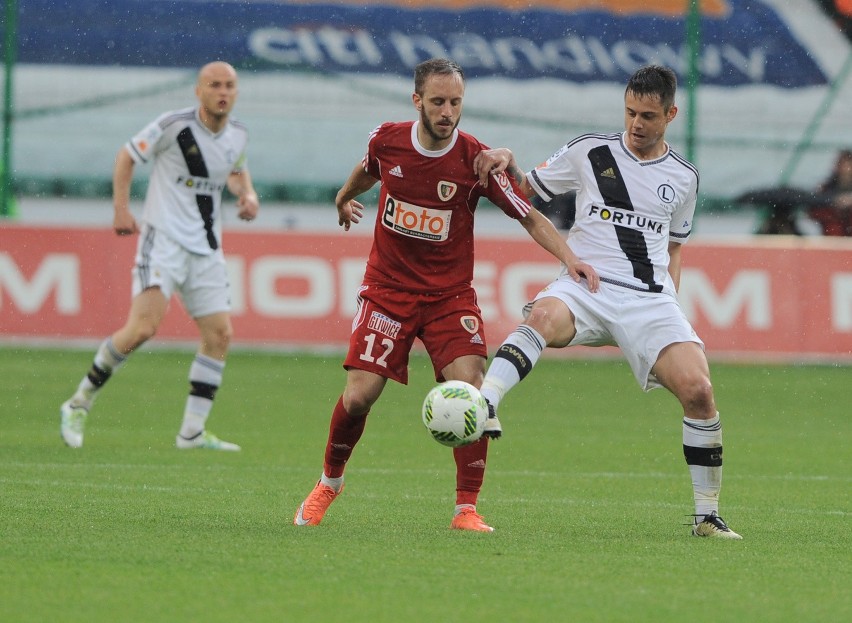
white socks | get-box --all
[179,353,224,438]
[480,324,546,408]
[683,413,723,518]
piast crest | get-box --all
[438,180,457,201]
[460,315,479,334]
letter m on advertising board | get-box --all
[0,253,81,313]
[679,268,771,330]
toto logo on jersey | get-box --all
[382,194,452,241]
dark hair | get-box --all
[625,65,677,111]
[414,58,465,96]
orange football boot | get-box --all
[293,481,343,526]
[450,507,494,532]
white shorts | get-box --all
[530,274,703,391]
[131,225,230,318]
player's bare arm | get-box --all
[335,163,377,231]
[227,169,259,221]
[520,208,600,292]
[473,148,528,192]
[112,148,139,236]
[667,241,683,291]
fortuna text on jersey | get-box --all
[588,205,665,234]
[175,175,226,194]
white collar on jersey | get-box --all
[194,107,229,137]
[619,131,671,165]
[411,121,459,157]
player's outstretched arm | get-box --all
[335,163,377,231]
[112,148,139,236]
[521,208,600,292]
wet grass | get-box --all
[1,348,849,622]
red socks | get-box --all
[323,396,368,478]
[453,437,489,506]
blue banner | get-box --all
[9,0,830,87]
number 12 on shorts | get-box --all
[359,333,394,368]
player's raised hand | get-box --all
[337,199,364,231]
[473,148,515,188]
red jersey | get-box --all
[361,121,531,293]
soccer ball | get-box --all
[421,380,488,448]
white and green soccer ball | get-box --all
[421,380,488,448]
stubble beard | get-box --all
[420,108,460,144]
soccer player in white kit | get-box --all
[473,65,741,539]
[59,61,259,451]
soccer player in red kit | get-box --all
[293,58,598,531]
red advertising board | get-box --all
[1,225,850,362]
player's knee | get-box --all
[202,325,232,354]
[525,304,554,326]
[524,305,573,347]
[129,322,158,347]
[341,389,374,417]
[214,325,233,350]
[679,375,715,414]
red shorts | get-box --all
[344,283,488,384]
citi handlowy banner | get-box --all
[1,225,850,362]
[10,0,835,87]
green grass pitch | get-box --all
[1,347,849,622]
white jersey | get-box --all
[126,106,248,255]
[527,132,698,297]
